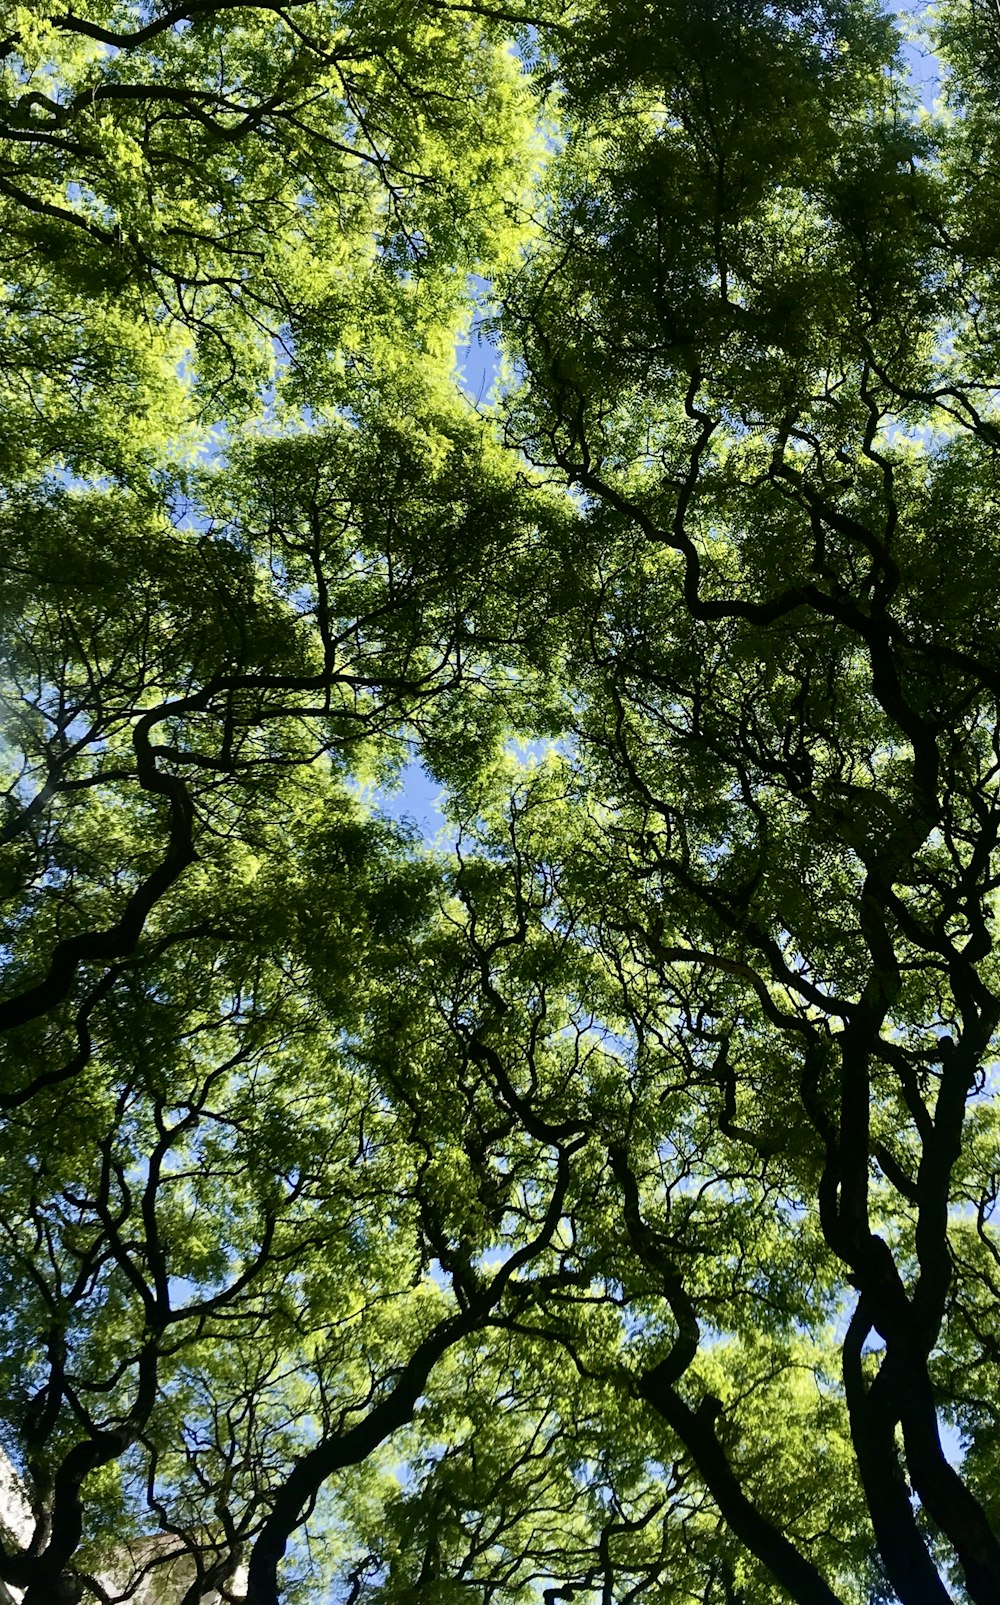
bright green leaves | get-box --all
[0,10,565,1586]
[4,1,1000,1603]
[0,0,541,451]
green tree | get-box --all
[485,0,1000,1600]
[0,5,572,1602]
[4,0,1000,1603]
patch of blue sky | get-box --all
[455,274,502,408]
[364,734,566,845]
[457,324,502,408]
[890,0,943,112]
[356,757,454,847]
[506,733,561,764]
[473,1244,516,1276]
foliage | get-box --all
[2,1,1000,1604]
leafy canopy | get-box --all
[3,2,1000,1604]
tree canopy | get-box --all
[3,1,1000,1602]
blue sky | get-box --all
[366,280,502,839]
[894,0,943,109]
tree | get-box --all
[0,6,571,1602]
[486,0,1000,1599]
[3,0,1000,1602]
